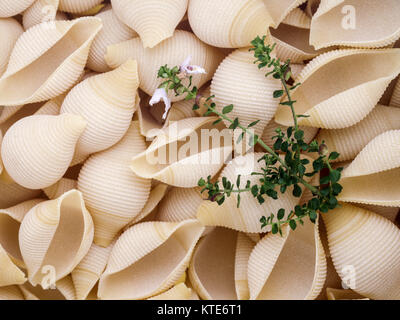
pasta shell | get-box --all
[390,77,400,107]
[0,17,103,106]
[61,60,140,162]
[338,130,400,206]
[0,286,25,300]
[263,0,307,26]
[59,0,103,13]
[317,105,400,162]
[310,0,400,49]
[0,245,26,286]
[78,121,151,247]
[306,0,321,17]
[19,189,94,286]
[1,114,87,189]
[188,0,274,48]
[33,95,64,116]
[148,283,193,300]
[71,242,114,300]
[111,0,187,48]
[0,0,36,17]
[130,117,233,187]
[211,49,282,137]
[87,8,137,72]
[197,153,310,233]
[248,217,326,299]
[0,102,44,134]
[22,0,59,31]
[105,30,224,102]
[274,49,400,129]
[357,204,399,222]
[0,105,24,125]
[43,178,77,200]
[326,288,368,301]
[0,179,42,209]
[19,275,76,300]
[0,18,24,77]
[235,233,255,300]
[188,228,238,300]
[98,219,204,299]
[322,203,400,299]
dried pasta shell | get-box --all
[248,217,326,299]
[357,204,399,222]
[22,0,59,30]
[0,180,41,209]
[338,130,400,206]
[71,242,114,300]
[0,18,24,77]
[322,203,400,299]
[188,0,274,48]
[61,60,140,163]
[78,121,151,247]
[1,114,87,189]
[274,49,400,129]
[0,0,36,17]
[0,246,26,286]
[188,228,238,300]
[105,30,224,102]
[0,106,24,125]
[34,95,64,116]
[317,105,400,162]
[0,17,102,106]
[197,153,310,233]
[390,77,400,107]
[310,0,400,49]
[0,102,44,134]
[19,189,94,286]
[43,178,77,200]
[111,0,187,48]
[211,49,281,137]
[98,219,204,300]
[0,286,25,300]
[326,288,368,301]
[59,0,103,13]
[87,8,137,72]
[148,283,193,300]
[235,233,255,300]
[264,0,307,26]
[130,117,233,188]
[306,0,321,17]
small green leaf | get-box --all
[329,152,340,161]
[257,195,265,204]
[271,223,279,234]
[236,132,245,144]
[277,208,285,220]
[229,118,239,130]
[236,175,241,188]
[192,104,199,110]
[332,183,343,195]
[273,90,284,98]
[289,220,297,231]
[237,194,241,208]
[294,130,304,140]
[222,104,234,114]
[293,184,302,197]
[251,185,259,197]
[212,119,222,125]
[248,120,260,128]
[329,170,341,183]
[198,178,206,187]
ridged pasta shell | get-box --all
[0,18,24,77]
[43,178,77,200]
[390,77,400,107]
[248,217,326,299]
[1,114,87,189]
[188,228,238,300]
[322,203,400,299]
[310,0,400,49]
[317,105,400,162]
[263,0,308,26]
[148,283,193,300]
[0,102,44,134]
[235,233,255,300]
[59,0,103,13]
[19,189,94,286]
[0,0,36,17]
[211,49,282,137]
[357,204,399,222]
[111,0,187,48]
[306,0,321,17]
[22,0,59,30]
[33,95,64,116]
[61,60,140,163]
[326,288,368,300]
[87,8,137,72]
[197,153,310,233]
[274,49,400,129]
[105,30,224,102]
[0,180,41,209]
[188,0,274,48]
[338,130,400,206]
[0,286,25,300]
[0,245,26,286]
[0,17,103,106]
[78,121,151,247]
[98,219,204,299]
[71,242,114,300]
[130,117,233,188]
[0,106,24,125]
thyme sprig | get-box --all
[154,35,343,235]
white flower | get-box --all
[150,88,171,120]
[180,55,206,74]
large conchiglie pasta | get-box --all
[234,233,256,300]
[87,8,137,73]
[0,17,102,106]
[22,0,59,31]
[188,0,274,48]
[248,217,326,300]
[106,30,225,102]
[0,180,41,209]
[111,0,188,48]
[19,190,94,286]
[0,18,24,77]
[310,0,400,49]
[1,114,87,189]
[323,203,400,299]
[78,121,151,247]
[211,49,282,137]
[274,49,400,129]
[130,117,233,188]
[60,59,140,163]
[98,220,204,300]
[337,130,400,206]
[0,0,36,17]
[59,0,103,13]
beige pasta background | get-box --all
[0,0,399,302]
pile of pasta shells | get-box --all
[0,0,400,301]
